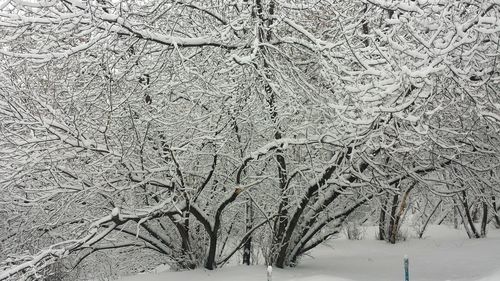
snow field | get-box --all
[118,225,500,281]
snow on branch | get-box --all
[236,137,329,184]
[0,198,181,280]
[0,247,66,281]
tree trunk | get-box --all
[389,185,414,244]
[453,205,459,229]
[472,204,479,223]
[461,191,480,238]
[481,200,488,238]
[387,194,399,243]
[361,4,370,47]
[205,232,218,270]
[243,199,253,265]
[254,0,289,266]
[418,200,442,238]
[378,196,388,240]
[434,210,449,225]
[492,196,500,228]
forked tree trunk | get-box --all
[454,198,472,238]
[254,0,290,266]
[461,191,480,239]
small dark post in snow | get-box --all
[267,265,272,281]
[404,255,409,281]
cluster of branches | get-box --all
[0,0,499,280]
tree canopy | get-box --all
[1,0,499,280]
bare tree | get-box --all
[1,0,500,279]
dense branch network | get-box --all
[0,0,500,279]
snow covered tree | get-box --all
[1,0,500,279]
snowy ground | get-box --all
[118,225,500,281]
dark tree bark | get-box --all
[481,199,488,238]
[378,196,388,240]
[418,200,442,238]
[492,195,500,228]
[274,164,339,268]
[243,199,253,265]
[460,191,480,239]
[387,193,400,243]
[233,114,254,266]
[454,205,459,229]
[389,184,414,244]
[361,4,370,47]
[253,0,291,266]
[472,204,479,223]
[205,232,218,270]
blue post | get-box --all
[404,255,409,281]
